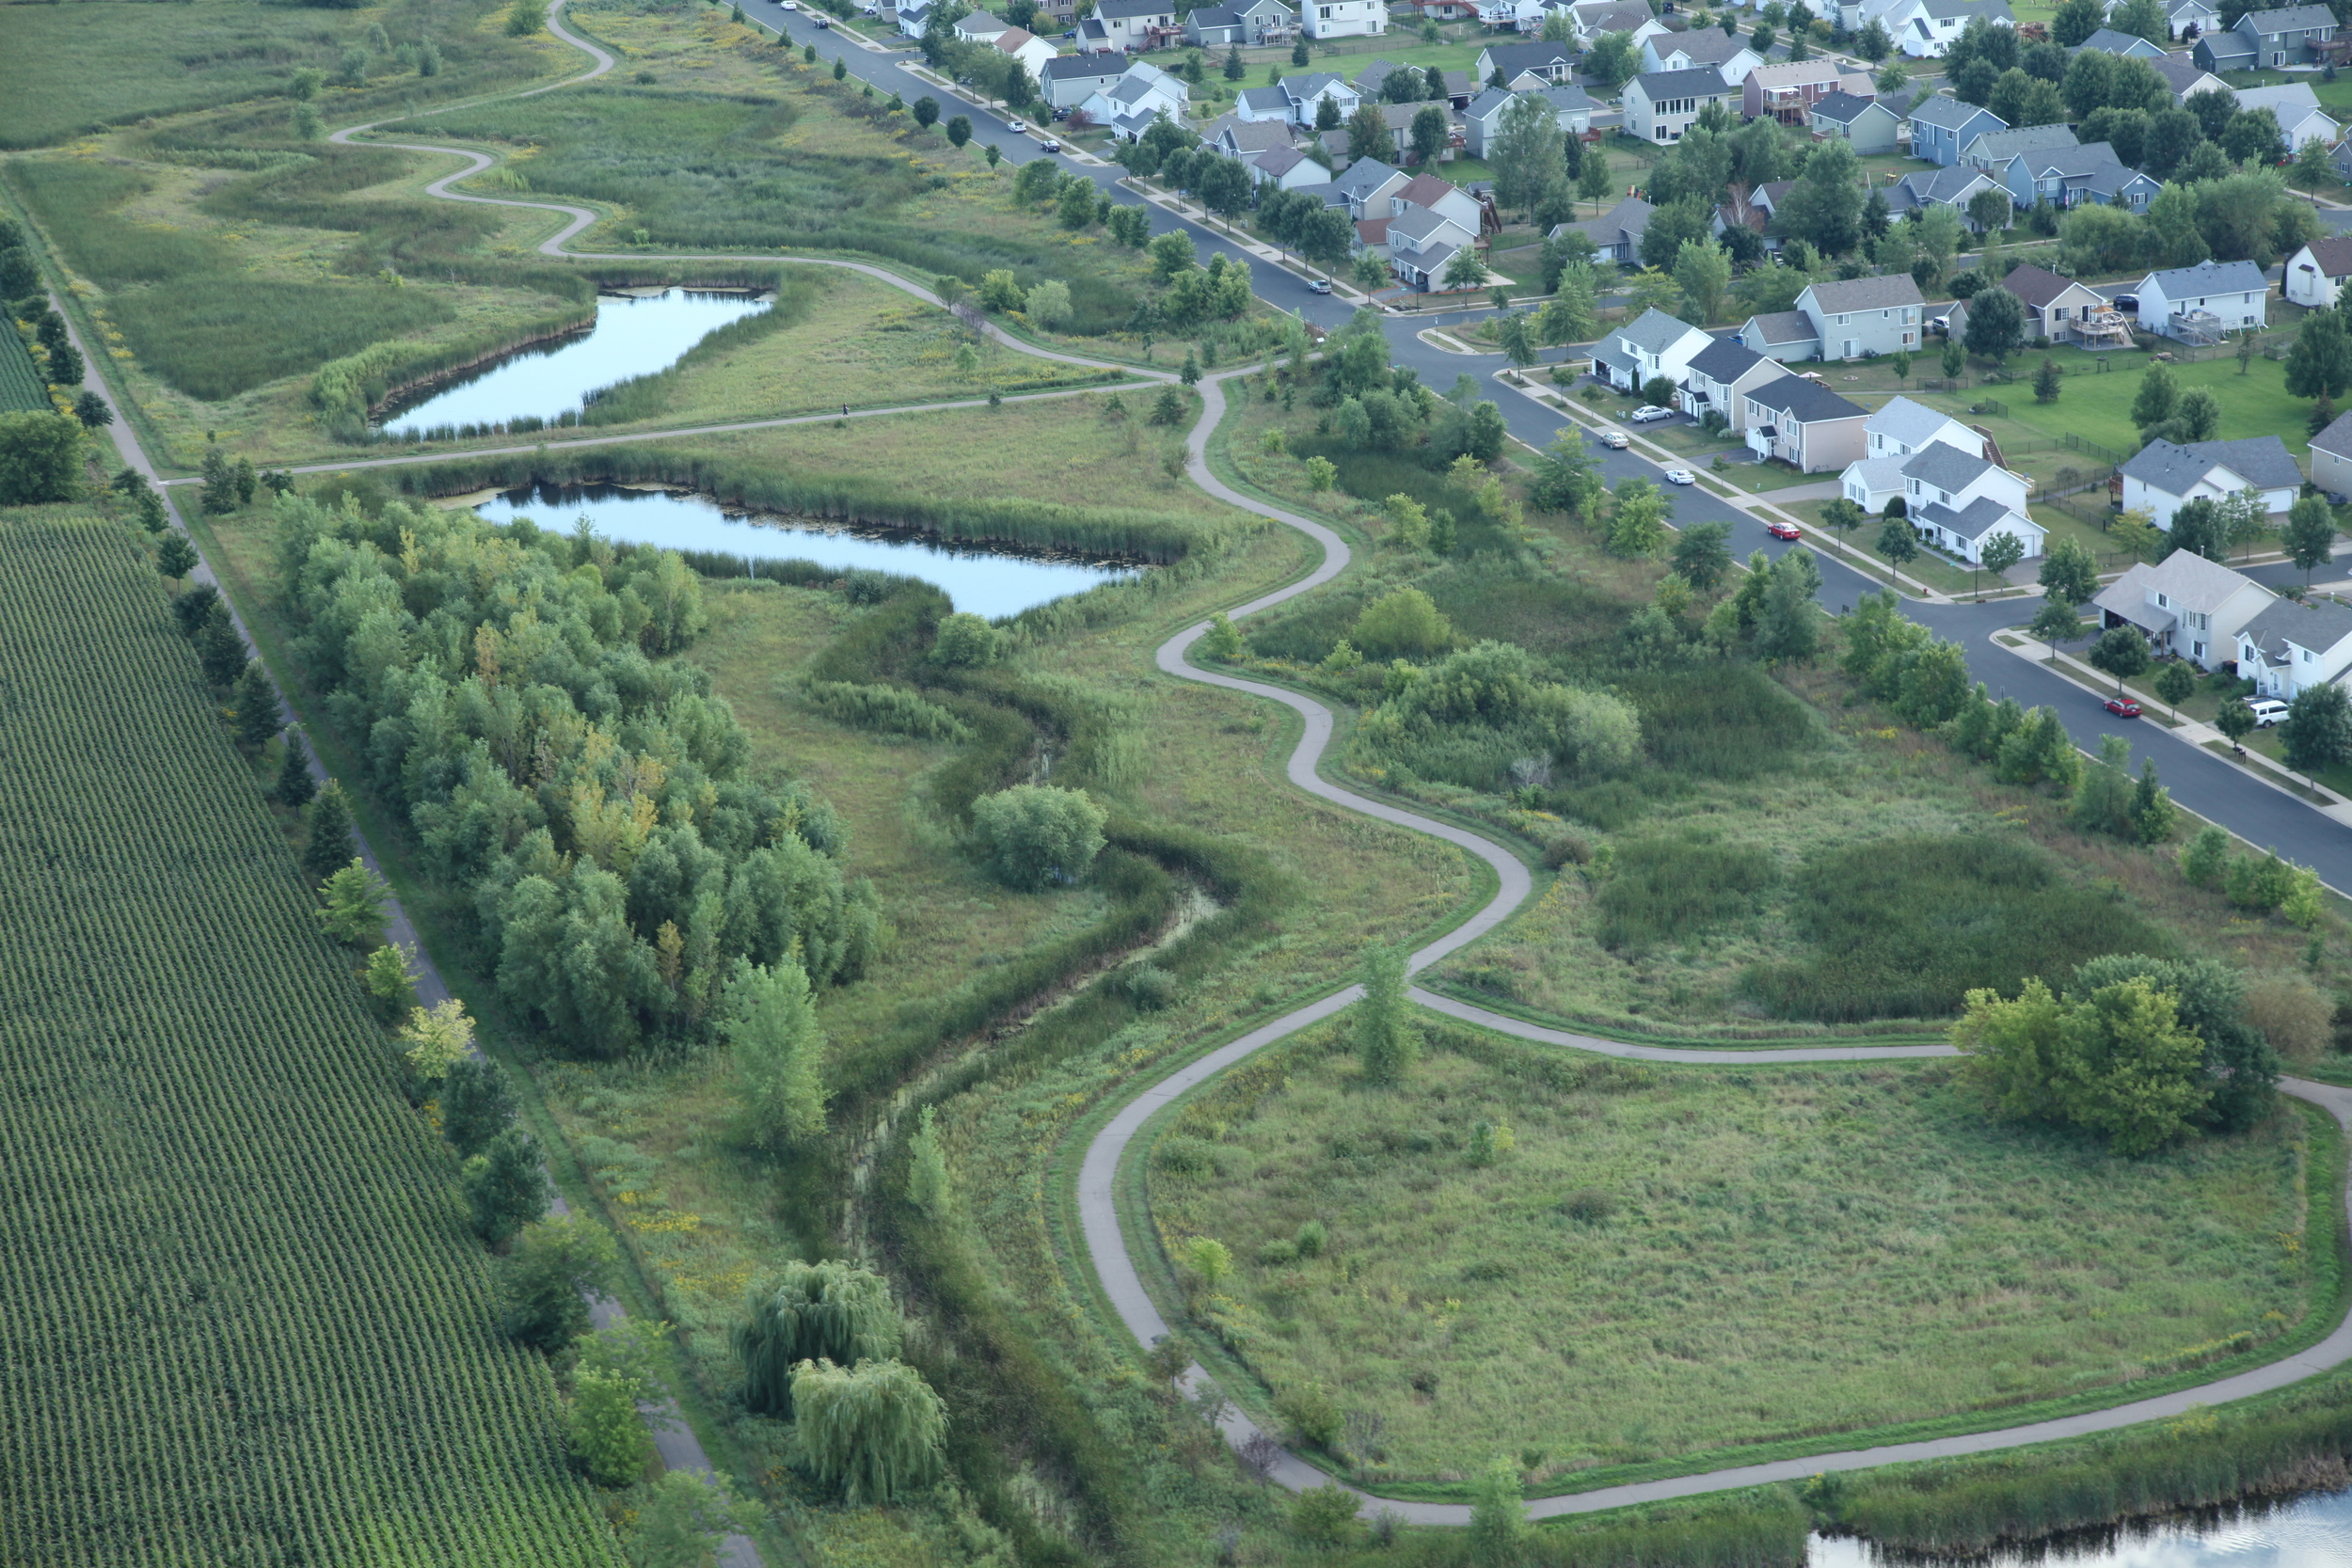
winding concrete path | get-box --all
[1071,368,2352,1524]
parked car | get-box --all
[2113,293,2138,312]
[1039,138,1061,152]
[1663,468,1694,485]
[815,13,832,24]
[780,1,797,8]
[1597,429,1629,449]
[1765,520,1802,541]
[1630,404,1673,422]
[1306,277,1333,294]
[1008,118,1028,133]
[2247,697,2290,727]
[2104,695,2142,718]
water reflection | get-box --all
[472,483,1136,620]
[1810,1486,2352,1567]
[384,288,768,434]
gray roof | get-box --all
[1966,123,2080,162]
[2241,596,2352,661]
[1236,86,1290,113]
[1041,55,1124,80]
[1812,90,1887,125]
[1686,336,1771,383]
[1094,0,1171,17]
[2120,436,2304,497]
[2311,405,2352,459]
[2144,259,2271,299]
[1890,165,1998,209]
[1390,204,1472,245]
[1632,67,1737,102]
[1333,157,1404,198]
[1868,395,1970,449]
[1352,58,1413,92]
[1918,494,2025,543]
[1556,194,1653,243]
[1215,117,1295,152]
[1189,4,1243,25]
[1482,40,1577,72]
[2147,54,2221,93]
[1658,28,1751,61]
[1254,143,1310,176]
[1747,372,1868,423]
[1916,0,2011,16]
[1804,272,1925,313]
[1617,307,1707,355]
[2241,4,2338,32]
[1905,93,2001,131]
[1467,83,1595,122]
[1902,441,1999,493]
[2078,25,2161,51]
[1283,71,1350,100]
[1743,309,1817,347]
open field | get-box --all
[0,506,615,1565]
[1154,1034,2318,1480]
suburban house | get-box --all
[1625,68,1738,144]
[952,9,1011,41]
[2146,54,2230,101]
[1351,58,1422,98]
[1739,309,1822,361]
[1885,164,2006,228]
[1640,29,1765,83]
[1798,273,1925,360]
[2134,259,2270,343]
[1566,0,1665,44]
[1553,194,1653,264]
[1233,71,1359,124]
[1328,156,1410,217]
[1715,178,1795,255]
[1993,262,2114,343]
[1473,40,1579,87]
[1839,395,1985,511]
[1962,122,2077,175]
[2120,436,2304,531]
[2236,598,2352,700]
[1078,63,1190,136]
[1899,444,2045,563]
[2284,237,2352,309]
[2233,83,2341,151]
[1387,172,1484,231]
[1302,0,1386,38]
[1590,307,1715,395]
[1041,54,1129,110]
[1207,114,1295,159]
[2092,554,2277,668]
[1461,84,1594,155]
[1810,92,1903,153]
[1388,206,1482,291]
[2107,0,2219,36]
[1248,143,1327,189]
[2194,3,2339,71]
[1184,0,1295,44]
[1086,0,1181,51]
[2311,407,2352,497]
[1992,140,2160,213]
[1886,0,2016,57]
[896,0,939,39]
[2075,25,2169,55]
[1742,59,1852,123]
[1905,94,2005,166]
[986,26,1058,78]
[1678,336,1786,432]
[1745,375,1871,471]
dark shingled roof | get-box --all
[1746,372,1867,423]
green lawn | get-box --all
[1153,1037,2318,1481]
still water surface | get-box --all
[472,483,1136,620]
[384,289,768,434]
[1809,1486,2352,1567]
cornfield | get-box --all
[0,325,48,412]
[0,509,622,1565]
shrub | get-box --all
[1291,1483,1359,1544]
[1294,1218,1327,1258]
[799,679,972,742]
[2245,972,2331,1063]
[1563,1188,1615,1223]
[970,784,1107,890]
[1122,961,1179,1010]
[930,610,1001,666]
[1276,1384,1343,1447]
[1350,585,1454,658]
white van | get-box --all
[2246,698,2290,728]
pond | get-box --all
[382,288,769,435]
[471,483,1137,621]
[1810,1485,2352,1567]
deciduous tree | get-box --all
[1357,942,1419,1085]
[971,784,1107,889]
[722,955,827,1143]
[500,1216,614,1350]
[314,857,390,947]
[468,1127,551,1247]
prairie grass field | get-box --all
[1152,1029,2318,1482]
[0,506,615,1565]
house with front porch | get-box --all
[2092,553,2277,669]
[1839,395,1984,511]
[1744,374,1870,471]
[1899,444,2044,563]
[2236,598,2352,700]
[1590,307,1715,395]
[2120,435,2303,531]
[1679,336,1785,433]
[1797,273,1924,361]
[1233,71,1358,125]
[1077,64,1190,136]
[1388,206,1482,291]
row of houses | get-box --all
[2094,549,2352,698]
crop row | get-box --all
[0,513,623,1565]
[0,324,49,412]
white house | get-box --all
[1640,29,1766,85]
[1077,63,1189,136]
[2233,83,2340,152]
[1839,395,1985,511]
[1899,444,2044,563]
[1086,0,1179,51]
[1679,336,1786,432]
[1590,307,1715,395]
[1460,84,1592,156]
[2119,436,2304,531]
[1248,143,1328,190]
[2285,237,2352,309]
[1233,71,1358,125]
[2092,553,2278,668]
[1473,40,1580,87]
[2106,0,2219,35]
[953,10,1012,42]
[1303,0,1386,38]
[1565,0,1664,45]
[2133,259,2269,343]
[988,26,1058,79]
[1624,68,1738,144]
[2236,597,2352,700]
[1388,171,1484,233]
[1886,0,2016,57]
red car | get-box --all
[1765,520,1802,541]
[2104,695,2142,718]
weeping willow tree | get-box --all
[734,1260,902,1418]
[788,1357,947,1506]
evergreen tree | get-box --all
[197,610,248,687]
[155,532,199,583]
[467,1127,551,1246]
[275,733,318,807]
[231,661,280,747]
[314,858,390,947]
[300,781,358,882]
[441,1058,518,1159]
